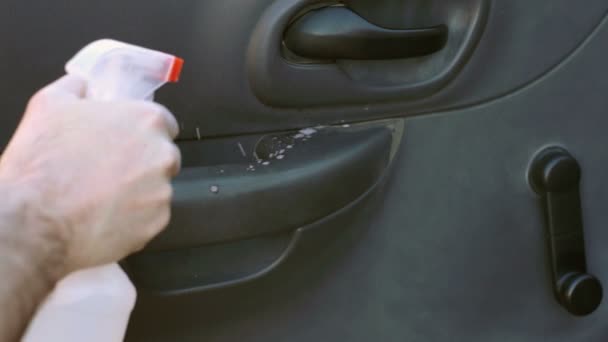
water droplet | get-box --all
[294,133,305,139]
[342,124,350,128]
[286,145,293,149]
[300,128,317,136]
[277,155,285,160]
[263,161,270,166]
[210,185,220,194]
[219,169,225,174]
[279,149,286,154]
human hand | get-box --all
[0,75,181,275]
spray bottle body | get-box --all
[23,264,136,342]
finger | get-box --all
[154,104,180,140]
[42,75,87,99]
[168,144,182,177]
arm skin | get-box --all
[0,181,68,342]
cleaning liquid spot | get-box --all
[237,143,247,157]
[300,128,317,136]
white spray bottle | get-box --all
[22,39,184,342]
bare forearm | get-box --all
[0,181,67,342]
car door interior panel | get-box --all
[129,16,608,340]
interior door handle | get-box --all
[284,6,448,60]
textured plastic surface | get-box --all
[125,122,399,293]
[127,233,295,294]
[1,1,607,145]
[145,124,394,252]
[127,11,608,342]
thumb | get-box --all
[41,74,87,99]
